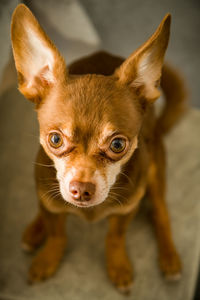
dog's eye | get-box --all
[110,138,126,153]
[49,132,63,148]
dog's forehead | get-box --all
[66,74,121,113]
[39,74,142,143]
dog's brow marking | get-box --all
[62,127,73,139]
[99,124,117,144]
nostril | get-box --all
[82,191,91,201]
[71,190,80,199]
[72,190,78,195]
[84,191,90,196]
[69,183,80,200]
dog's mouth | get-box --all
[71,200,95,208]
[67,196,105,208]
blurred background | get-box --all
[0,1,199,300]
[0,0,200,106]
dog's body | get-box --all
[34,53,181,223]
[11,5,186,292]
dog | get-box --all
[11,4,186,292]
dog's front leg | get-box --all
[28,206,67,283]
[148,136,182,280]
[22,212,47,252]
[106,213,134,293]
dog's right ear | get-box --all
[11,4,67,104]
[114,14,171,103]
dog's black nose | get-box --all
[69,181,96,201]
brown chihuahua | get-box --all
[11,4,185,292]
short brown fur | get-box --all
[11,4,186,292]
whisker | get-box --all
[48,187,60,193]
[39,182,60,189]
[109,190,127,203]
[110,186,129,192]
[108,195,123,207]
[41,186,61,199]
[109,190,127,199]
[38,178,58,183]
[33,162,55,168]
[119,171,133,186]
[50,191,61,199]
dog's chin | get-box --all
[64,197,105,208]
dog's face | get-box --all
[11,5,170,207]
[37,75,141,207]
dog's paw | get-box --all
[29,254,58,283]
[28,237,66,283]
[159,250,182,281]
[22,215,46,253]
[107,259,133,293]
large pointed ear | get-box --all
[11,4,67,104]
[114,14,171,103]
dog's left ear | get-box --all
[115,14,171,103]
[11,4,67,104]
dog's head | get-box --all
[11,4,170,208]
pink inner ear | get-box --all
[37,65,54,87]
[18,64,54,103]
